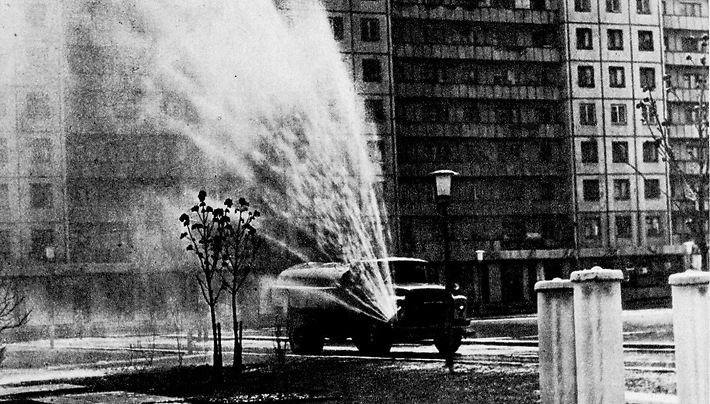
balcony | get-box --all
[398,160,568,178]
[668,87,708,103]
[664,51,707,66]
[396,122,564,138]
[395,43,560,62]
[666,124,703,138]
[663,15,708,31]
[395,82,560,100]
[394,4,559,24]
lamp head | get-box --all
[429,169,459,202]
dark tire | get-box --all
[289,326,324,355]
[353,322,393,356]
[434,330,463,356]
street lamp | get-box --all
[475,249,485,317]
[45,246,56,349]
[430,169,458,372]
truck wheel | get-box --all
[289,326,324,355]
[434,330,463,356]
[353,322,392,356]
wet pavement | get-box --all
[0,309,676,403]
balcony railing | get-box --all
[396,82,561,100]
[663,15,708,30]
[395,43,561,62]
[394,4,559,24]
[665,51,708,66]
[397,122,564,138]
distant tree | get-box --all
[636,37,709,270]
[0,271,30,364]
[219,197,261,375]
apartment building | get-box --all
[333,0,707,313]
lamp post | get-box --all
[475,249,485,316]
[45,246,56,349]
[430,169,458,372]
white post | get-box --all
[669,270,710,404]
[535,279,576,404]
[570,267,625,404]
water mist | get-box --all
[136,0,397,322]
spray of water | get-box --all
[133,0,396,321]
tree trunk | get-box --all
[232,291,242,375]
[209,302,223,383]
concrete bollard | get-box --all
[669,270,710,404]
[570,267,625,404]
[535,279,576,404]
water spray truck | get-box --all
[271,257,469,355]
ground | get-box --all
[60,359,542,404]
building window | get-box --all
[531,0,547,9]
[0,138,7,166]
[532,30,553,47]
[608,29,624,50]
[578,66,595,88]
[30,138,51,164]
[30,229,54,261]
[328,16,344,41]
[361,18,380,42]
[583,179,601,201]
[583,216,601,239]
[637,0,652,13]
[612,141,629,163]
[365,99,386,123]
[639,67,656,90]
[644,178,661,199]
[539,142,553,161]
[642,141,659,162]
[680,2,701,15]
[492,0,516,8]
[607,0,621,12]
[25,92,51,120]
[616,215,632,238]
[614,179,631,200]
[681,73,706,89]
[685,105,700,124]
[646,216,661,236]
[681,36,700,52]
[638,30,654,51]
[576,28,593,49]
[580,103,597,125]
[581,140,598,163]
[0,184,8,209]
[30,183,52,209]
[640,105,656,124]
[0,230,10,262]
[610,104,627,125]
[575,0,592,11]
[362,59,382,83]
[609,67,626,87]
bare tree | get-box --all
[179,190,261,380]
[636,36,709,270]
[0,271,30,364]
[179,190,227,380]
[219,197,260,375]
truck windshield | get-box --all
[388,261,429,284]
